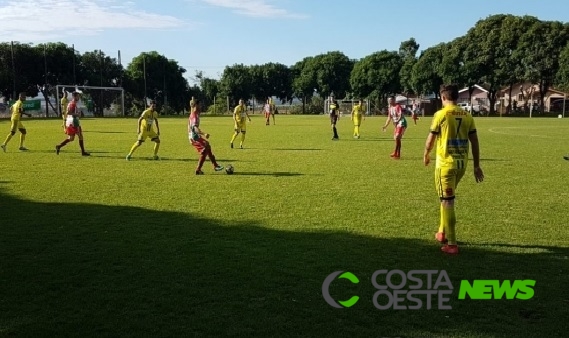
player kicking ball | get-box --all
[189,99,224,175]
[126,100,161,160]
[55,91,90,156]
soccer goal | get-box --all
[324,98,370,116]
[56,85,125,117]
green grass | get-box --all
[1,114,568,337]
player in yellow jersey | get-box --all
[424,84,484,255]
[351,99,365,139]
[126,100,161,160]
[61,90,69,129]
[230,99,251,149]
[1,92,31,152]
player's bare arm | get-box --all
[137,116,143,134]
[155,118,160,136]
[468,132,484,183]
[423,132,437,166]
[382,114,392,131]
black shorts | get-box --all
[330,114,338,124]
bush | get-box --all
[289,96,325,114]
[205,97,230,115]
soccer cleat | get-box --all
[82,152,91,156]
[441,245,459,255]
[126,154,132,161]
[230,143,234,149]
[392,156,400,160]
[435,232,447,243]
[1,144,5,152]
[240,145,243,149]
[390,152,397,157]
[55,145,61,155]
[564,155,569,161]
[19,147,28,151]
[214,165,224,171]
[153,155,160,160]
[195,170,204,175]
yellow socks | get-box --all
[441,204,457,245]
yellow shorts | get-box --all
[353,116,362,126]
[10,119,24,132]
[138,130,159,141]
[234,120,246,132]
[435,168,466,200]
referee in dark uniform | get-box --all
[329,98,340,140]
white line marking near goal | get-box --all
[488,127,567,139]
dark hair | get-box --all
[149,100,156,105]
[439,84,459,101]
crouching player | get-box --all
[189,99,224,175]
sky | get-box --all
[1,0,569,85]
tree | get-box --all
[410,44,445,101]
[518,19,569,113]
[125,51,189,114]
[556,42,569,91]
[399,38,420,96]
[313,51,354,98]
[291,57,317,113]
[79,50,124,116]
[219,64,254,105]
[350,50,402,109]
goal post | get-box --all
[56,85,125,117]
[324,97,370,116]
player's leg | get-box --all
[2,120,18,151]
[151,136,160,160]
[203,142,223,171]
[77,127,89,156]
[230,123,240,148]
[192,139,207,174]
[239,128,246,149]
[331,118,339,140]
[56,128,75,154]
[18,121,27,150]
[435,168,459,254]
[272,112,275,125]
[127,133,146,160]
[265,112,270,125]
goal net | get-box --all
[56,85,125,117]
[324,97,370,116]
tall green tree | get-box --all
[219,64,254,106]
[399,38,420,96]
[518,19,569,113]
[350,50,402,106]
[410,44,445,100]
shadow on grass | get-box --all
[0,186,566,337]
[271,148,324,151]
[84,131,128,134]
[231,171,304,177]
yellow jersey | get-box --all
[234,104,247,121]
[11,100,24,120]
[352,104,364,117]
[430,104,477,170]
[140,109,158,132]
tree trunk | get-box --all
[508,83,513,114]
[539,79,549,114]
[302,94,306,114]
[488,90,497,115]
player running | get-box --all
[424,84,484,255]
[411,102,420,125]
[351,99,365,139]
[189,99,224,175]
[126,100,161,160]
[230,99,251,149]
[1,92,31,152]
[55,91,90,156]
[382,96,407,159]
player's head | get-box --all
[440,84,459,104]
[19,92,26,101]
[239,99,244,106]
[388,96,396,106]
[72,91,80,100]
[149,100,156,109]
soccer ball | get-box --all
[225,164,234,175]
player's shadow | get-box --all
[25,150,121,154]
[83,130,127,134]
[0,185,566,337]
[231,171,304,177]
[271,148,323,151]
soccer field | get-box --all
[1,115,568,337]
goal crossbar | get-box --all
[56,85,125,117]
